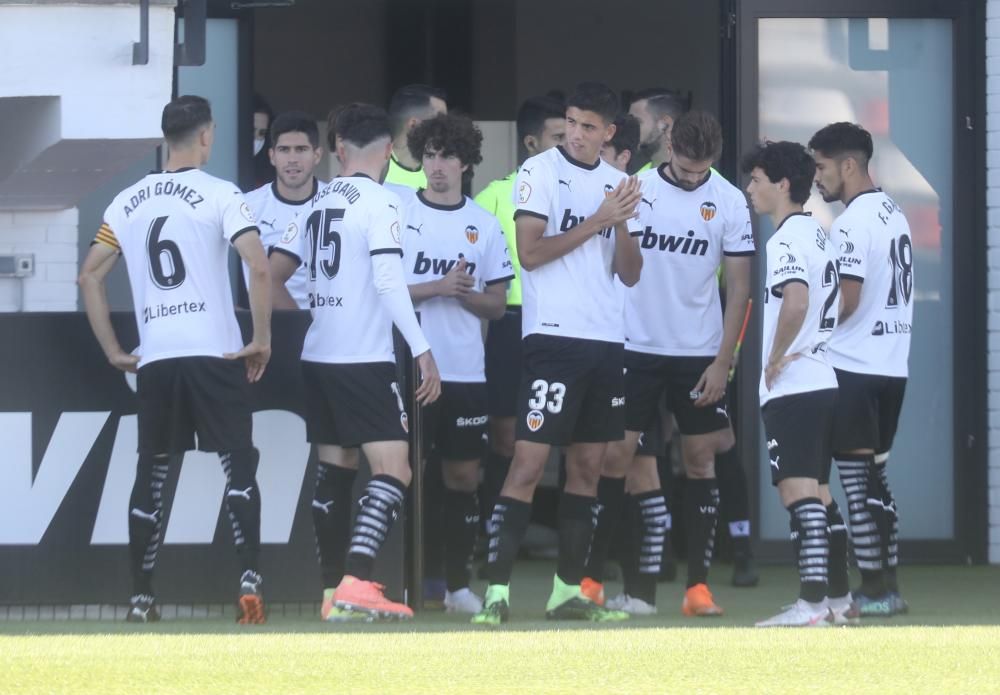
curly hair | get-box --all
[407,113,484,169]
[740,140,816,205]
[670,110,723,162]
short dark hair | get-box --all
[516,95,566,141]
[161,95,212,144]
[253,93,272,118]
[270,111,320,149]
[329,103,392,150]
[670,110,723,162]
[608,114,640,157]
[630,88,687,121]
[388,84,447,137]
[807,122,874,167]
[740,140,816,205]
[407,113,484,171]
[566,81,619,123]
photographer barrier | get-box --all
[0,312,408,606]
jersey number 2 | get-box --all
[819,260,839,331]
[146,216,186,289]
[306,208,345,280]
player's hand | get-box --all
[693,359,729,407]
[108,350,140,374]
[437,258,475,297]
[414,350,442,405]
[594,176,642,230]
[225,340,272,383]
[764,353,800,391]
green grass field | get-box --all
[3,563,1000,694]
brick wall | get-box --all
[0,209,79,312]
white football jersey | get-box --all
[513,146,643,343]
[626,167,755,356]
[759,213,840,405]
[401,192,514,382]
[244,179,324,309]
[827,190,913,377]
[96,168,256,367]
[271,174,405,364]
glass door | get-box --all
[734,0,985,561]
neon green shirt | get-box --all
[385,156,427,189]
[474,169,521,305]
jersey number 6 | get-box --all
[146,216,186,289]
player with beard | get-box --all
[628,89,686,173]
[244,111,324,309]
[810,122,914,619]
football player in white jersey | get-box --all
[473,82,643,625]
[243,111,323,309]
[477,96,567,570]
[628,88,686,174]
[743,141,840,627]
[809,122,914,617]
[582,114,676,613]
[586,111,753,617]
[400,113,514,613]
[79,95,272,624]
[269,103,441,622]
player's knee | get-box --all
[626,457,660,493]
[442,460,479,492]
[601,439,633,476]
[489,417,516,458]
[684,456,715,479]
[565,457,602,494]
[506,456,546,492]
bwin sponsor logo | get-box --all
[639,228,709,255]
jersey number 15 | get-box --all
[306,208,345,280]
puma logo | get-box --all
[641,197,655,210]
[388,203,399,213]
[558,179,572,190]
[259,218,276,230]
[406,223,423,235]
[312,499,334,514]
[130,508,159,524]
[521,166,533,175]
[227,486,254,501]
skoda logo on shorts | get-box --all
[526,409,545,432]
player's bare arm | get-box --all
[515,178,640,271]
[612,220,642,287]
[764,280,808,390]
[695,255,751,406]
[227,230,272,382]
[609,176,644,287]
[458,279,506,320]
[78,242,139,373]
[409,257,474,301]
[837,277,862,323]
[414,350,442,405]
[267,250,300,311]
